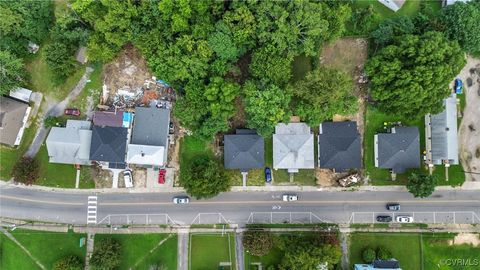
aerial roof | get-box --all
[93,110,124,127]
[0,96,30,146]
[374,126,420,173]
[126,144,166,166]
[273,123,314,171]
[131,107,170,146]
[224,130,264,171]
[318,121,361,172]
[46,120,92,165]
[89,125,128,163]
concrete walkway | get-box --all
[0,227,46,270]
[177,228,189,270]
[25,67,94,158]
[235,232,245,270]
[85,233,95,270]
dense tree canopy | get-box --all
[90,238,121,270]
[0,50,26,95]
[291,67,357,126]
[407,173,437,198]
[440,1,480,55]
[243,81,291,137]
[365,31,465,118]
[53,255,83,270]
[243,230,274,257]
[180,155,230,199]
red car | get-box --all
[158,169,166,184]
[64,108,81,116]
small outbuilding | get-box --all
[0,97,31,147]
[377,0,406,12]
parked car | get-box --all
[169,122,175,134]
[386,203,400,211]
[376,215,392,222]
[124,170,133,188]
[396,215,413,223]
[173,196,190,204]
[454,78,463,94]
[265,167,272,183]
[64,108,80,116]
[158,169,166,184]
[282,194,298,202]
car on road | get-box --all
[173,196,190,204]
[376,215,392,222]
[265,167,272,183]
[282,194,298,202]
[124,170,133,188]
[386,203,400,211]
[396,215,413,223]
[454,78,463,94]
[64,108,80,116]
[158,169,166,184]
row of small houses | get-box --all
[226,94,459,177]
[45,107,170,169]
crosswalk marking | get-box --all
[87,196,98,225]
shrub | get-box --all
[362,247,376,263]
[90,238,121,270]
[243,230,274,256]
[377,246,392,260]
[53,255,83,270]
[12,157,40,185]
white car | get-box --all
[173,196,190,204]
[124,170,133,188]
[396,216,413,223]
[282,194,298,202]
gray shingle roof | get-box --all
[131,107,170,146]
[93,110,124,127]
[273,123,315,170]
[318,122,361,172]
[46,120,92,165]
[375,126,420,173]
[0,97,30,146]
[224,132,264,171]
[89,126,127,163]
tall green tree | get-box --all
[291,67,357,126]
[0,50,26,95]
[365,31,465,118]
[53,255,83,270]
[407,173,437,198]
[243,81,291,137]
[249,47,293,85]
[243,230,274,257]
[440,1,480,55]
[12,157,39,185]
[90,238,121,270]
[180,155,230,199]
[45,42,77,80]
[280,243,341,270]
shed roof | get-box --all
[374,126,420,173]
[428,94,458,164]
[89,126,127,163]
[93,110,124,127]
[0,97,30,146]
[131,107,170,146]
[9,87,32,103]
[224,131,264,171]
[273,123,314,170]
[46,120,92,165]
[318,122,361,172]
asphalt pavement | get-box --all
[1,185,479,226]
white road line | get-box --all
[87,196,98,225]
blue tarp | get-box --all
[156,80,170,88]
[122,112,133,128]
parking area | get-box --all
[350,211,479,224]
[146,167,175,188]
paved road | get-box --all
[1,186,479,226]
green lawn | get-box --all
[422,233,480,270]
[68,62,103,116]
[349,233,422,270]
[1,229,87,270]
[292,54,312,82]
[0,119,38,180]
[189,233,236,270]
[95,233,177,270]
[245,247,284,270]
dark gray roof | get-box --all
[93,110,124,127]
[224,133,264,171]
[373,259,400,269]
[89,126,127,163]
[0,96,29,146]
[131,107,169,146]
[318,122,361,172]
[375,126,420,173]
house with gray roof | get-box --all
[374,126,420,173]
[0,96,31,147]
[377,0,406,12]
[318,121,361,172]
[126,107,170,167]
[425,94,458,165]
[224,129,264,171]
[355,259,401,270]
[46,120,92,165]
[90,125,128,169]
[273,123,314,172]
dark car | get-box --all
[376,215,392,223]
[158,169,166,184]
[265,167,272,183]
[386,203,400,211]
[64,108,80,116]
[454,78,463,94]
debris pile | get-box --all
[338,173,360,187]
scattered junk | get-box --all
[338,173,360,187]
[28,42,39,54]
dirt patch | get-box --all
[449,233,480,246]
[92,165,113,188]
[132,166,146,188]
[316,169,337,187]
[458,56,480,182]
